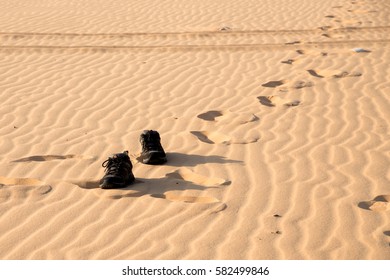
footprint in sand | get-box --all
[191,130,259,145]
[326,13,364,27]
[11,154,94,162]
[166,168,231,187]
[282,46,328,65]
[281,59,295,65]
[307,69,325,78]
[258,96,300,107]
[262,79,313,91]
[150,168,228,204]
[358,195,390,212]
[194,110,260,145]
[197,110,224,121]
[197,110,258,125]
[318,26,336,39]
[219,26,232,32]
[151,193,220,204]
[335,18,363,27]
[0,176,52,202]
[301,49,328,56]
[96,188,147,200]
[348,9,377,14]
[261,80,286,88]
[307,69,362,79]
[209,203,228,213]
[282,48,328,65]
[318,25,333,31]
[285,41,302,45]
[333,71,362,78]
[293,80,314,89]
[191,131,231,144]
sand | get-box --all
[0,0,389,260]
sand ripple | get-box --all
[0,0,389,260]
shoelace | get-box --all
[102,157,124,176]
[143,135,160,151]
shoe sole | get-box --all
[142,156,167,165]
[99,177,135,189]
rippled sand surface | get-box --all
[0,0,389,259]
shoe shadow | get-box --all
[135,177,224,203]
[73,174,226,203]
[162,152,242,167]
[257,96,275,107]
[74,177,220,192]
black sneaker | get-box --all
[139,130,167,164]
[99,151,135,189]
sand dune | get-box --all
[0,0,389,260]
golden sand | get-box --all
[0,0,389,259]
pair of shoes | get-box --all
[99,130,166,189]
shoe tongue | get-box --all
[112,151,128,159]
[148,131,159,141]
